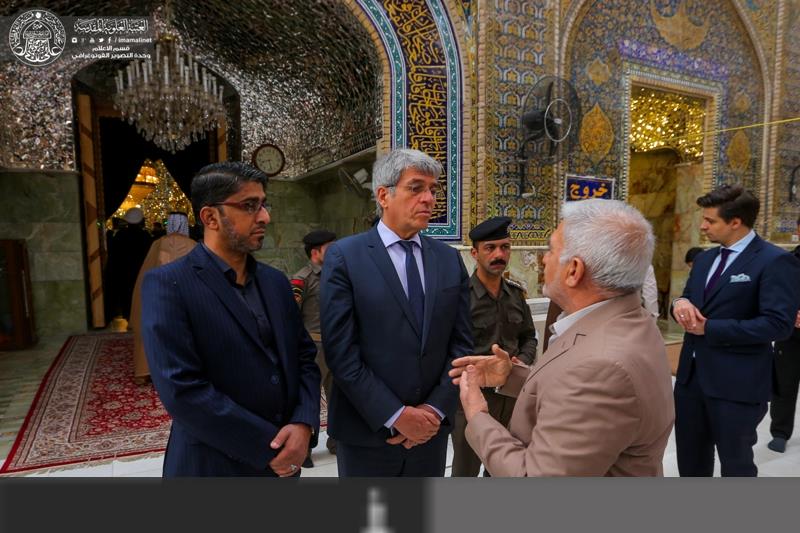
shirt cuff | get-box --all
[385,406,405,429]
[424,404,445,421]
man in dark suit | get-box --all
[320,148,473,476]
[767,215,800,453]
[672,185,800,476]
[141,162,320,477]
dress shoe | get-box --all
[768,437,787,453]
[302,455,314,468]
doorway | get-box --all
[628,85,707,318]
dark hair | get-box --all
[190,161,268,224]
[304,244,319,259]
[796,214,800,226]
[696,184,759,228]
[684,247,703,265]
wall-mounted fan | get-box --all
[339,167,373,199]
[516,76,582,198]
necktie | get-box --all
[398,240,424,331]
[704,248,732,298]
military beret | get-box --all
[302,229,337,247]
[469,216,512,243]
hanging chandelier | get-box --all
[113,34,226,153]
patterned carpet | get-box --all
[1,333,328,475]
[1,334,170,474]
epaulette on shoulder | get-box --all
[505,277,524,291]
[505,277,528,299]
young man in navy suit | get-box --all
[672,185,800,476]
[320,149,473,476]
[141,162,320,477]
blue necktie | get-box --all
[705,248,732,298]
[398,240,424,331]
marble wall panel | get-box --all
[0,171,87,339]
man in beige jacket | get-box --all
[131,212,197,381]
[450,199,674,476]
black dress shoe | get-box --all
[768,437,787,453]
[302,455,314,468]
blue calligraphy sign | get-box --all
[564,175,615,202]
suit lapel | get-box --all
[190,247,272,360]
[703,236,762,305]
[526,333,581,383]
[366,228,422,338]
[420,236,438,349]
[256,267,285,365]
[526,294,642,383]
[694,250,717,308]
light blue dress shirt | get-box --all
[376,220,443,430]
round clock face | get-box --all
[253,144,285,176]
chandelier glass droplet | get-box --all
[113,35,226,153]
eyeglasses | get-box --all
[389,182,443,197]
[209,199,272,215]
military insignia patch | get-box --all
[290,278,305,305]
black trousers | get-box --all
[675,360,767,477]
[336,431,449,477]
[770,333,800,440]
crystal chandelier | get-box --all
[113,34,226,153]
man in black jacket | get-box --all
[767,215,800,453]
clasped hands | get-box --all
[387,404,441,449]
[673,299,707,335]
[448,344,514,423]
[269,423,312,477]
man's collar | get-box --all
[201,243,256,284]
[724,229,756,253]
[377,219,421,248]
[470,270,510,298]
[549,298,614,340]
[309,261,322,274]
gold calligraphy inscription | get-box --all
[384,0,449,221]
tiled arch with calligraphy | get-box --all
[354,0,464,240]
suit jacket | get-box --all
[466,294,674,476]
[674,235,800,403]
[320,226,473,447]
[141,245,320,476]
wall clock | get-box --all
[252,143,285,177]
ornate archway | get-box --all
[346,0,467,240]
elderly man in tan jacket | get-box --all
[450,199,674,476]
[130,212,197,381]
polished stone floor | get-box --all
[2,335,799,477]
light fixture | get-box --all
[113,2,225,153]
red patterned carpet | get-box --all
[1,333,171,474]
[1,333,329,475]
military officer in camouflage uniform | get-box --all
[451,216,538,476]
[292,229,337,459]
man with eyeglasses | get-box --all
[320,148,473,476]
[141,161,320,477]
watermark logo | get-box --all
[8,9,65,66]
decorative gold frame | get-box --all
[620,63,722,201]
